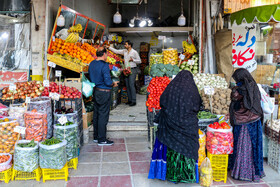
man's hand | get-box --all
[113,81,119,87]
[129,57,133,62]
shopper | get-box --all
[88,47,119,146]
[148,70,201,183]
[227,68,265,182]
[108,41,141,106]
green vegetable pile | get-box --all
[150,64,180,77]
[197,111,217,119]
[179,54,199,74]
[55,121,74,126]
[39,138,67,169]
[54,123,78,161]
[17,139,36,148]
[41,137,62,145]
[14,140,39,172]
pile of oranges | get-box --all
[81,43,97,57]
[0,118,20,153]
[51,38,95,64]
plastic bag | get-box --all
[54,111,78,124]
[111,66,122,78]
[14,140,39,172]
[0,108,9,118]
[200,157,213,187]
[0,153,12,172]
[28,97,53,138]
[9,105,26,126]
[258,84,275,114]
[25,111,48,142]
[0,118,20,153]
[198,130,206,167]
[82,72,95,98]
[39,140,67,169]
[54,124,78,161]
[206,125,233,155]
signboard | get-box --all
[232,23,257,73]
[0,71,28,88]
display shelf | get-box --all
[47,54,88,73]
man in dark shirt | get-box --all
[88,47,119,146]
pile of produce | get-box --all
[9,104,26,126]
[14,140,39,172]
[54,122,78,161]
[0,118,20,153]
[0,153,12,172]
[24,109,48,142]
[149,53,163,72]
[267,120,280,132]
[201,88,231,115]
[206,122,233,155]
[85,101,94,112]
[81,43,97,57]
[39,138,67,169]
[162,48,178,65]
[108,50,123,63]
[68,24,83,33]
[54,108,78,124]
[41,82,82,99]
[146,76,170,112]
[1,81,44,100]
[197,111,217,119]
[194,74,228,90]
[179,54,199,74]
[150,64,180,78]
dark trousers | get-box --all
[125,68,137,103]
[93,89,111,141]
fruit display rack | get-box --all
[47,54,88,73]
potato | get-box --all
[220,94,226,99]
[221,110,228,114]
[220,98,227,105]
[226,101,231,105]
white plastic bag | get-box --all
[199,157,213,187]
[0,153,12,172]
[258,84,275,114]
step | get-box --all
[107,122,148,131]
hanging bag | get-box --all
[257,84,274,114]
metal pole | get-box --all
[44,0,49,80]
[199,0,203,73]
[206,0,214,74]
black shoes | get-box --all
[98,139,114,146]
[129,102,136,106]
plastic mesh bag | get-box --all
[199,157,213,187]
[82,72,95,98]
[39,140,67,169]
[54,111,78,124]
[198,130,206,167]
[9,105,26,126]
[14,140,39,172]
[54,124,78,161]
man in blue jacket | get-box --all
[88,47,119,146]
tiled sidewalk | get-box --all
[2,136,280,187]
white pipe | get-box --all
[199,0,203,73]
[206,0,214,74]
[44,0,49,80]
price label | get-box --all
[58,115,68,125]
[55,70,62,77]
[204,86,215,95]
[52,36,55,42]
[158,35,166,40]
[14,126,26,134]
[179,54,185,60]
[9,84,16,91]
[48,61,56,68]
[49,92,60,101]
[43,80,50,87]
[187,60,195,65]
[25,97,30,103]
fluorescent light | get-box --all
[126,31,152,33]
[162,31,189,33]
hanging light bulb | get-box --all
[129,18,135,27]
[178,0,186,26]
[57,15,65,27]
[139,18,147,27]
[147,19,153,27]
[113,0,122,24]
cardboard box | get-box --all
[83,111,93,129]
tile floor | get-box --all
[2,136,280,187]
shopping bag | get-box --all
[82,72,95,98]
[257,84,274,114]
[199,157,213,187]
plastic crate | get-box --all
[67,158,78,170]
[207,152,228,183]
[0,167,12,183]
[265,122,280,143]
[268,139,280,173]
[55,98,82,112]
[12,168,42,182]
[42,164,68,182]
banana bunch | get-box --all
[182,41,197,54]
[68,24,83,33]
[65,33,79,43]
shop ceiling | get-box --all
[108,0,194,37]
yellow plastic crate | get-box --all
[207,152,228,183]
[12,168,42,182]
[67,158,78,170]
[0,167,13,183]
[42,164,68,182]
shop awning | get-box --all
[231,4,280,25]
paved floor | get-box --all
[2,135,280,187]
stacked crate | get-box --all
[139,42,150,86]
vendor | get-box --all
[148,70,201,183]
[108,41,141,106]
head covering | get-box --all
[230,68,263,123]
[156,70,201,160]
